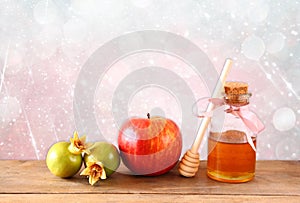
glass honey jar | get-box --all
[207,81,264,183]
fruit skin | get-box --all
[46,142,82,178]
[84,142,120,176]
[118,115,182,176]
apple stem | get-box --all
[147,113,150,119]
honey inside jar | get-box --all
[207,130,256,183]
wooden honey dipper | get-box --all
[178,58,233,177]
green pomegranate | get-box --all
[84,142,120,176]
[46,142,82,178]
[81,142,120,185]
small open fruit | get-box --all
[80,161,107,186]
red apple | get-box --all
[118,113,182,176]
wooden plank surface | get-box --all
[1,194,300,203]
[0,160,299,202]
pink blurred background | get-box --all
[0,0,299,160]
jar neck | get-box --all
[224,93,252,107]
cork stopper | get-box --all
[224,81,248,95]
[224,81,250,106]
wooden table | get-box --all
[0,160,299,202]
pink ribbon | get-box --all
[195,98,265,151]
[226,106,265,134]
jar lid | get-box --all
[224,81,248,95]
[224,81,250,106]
